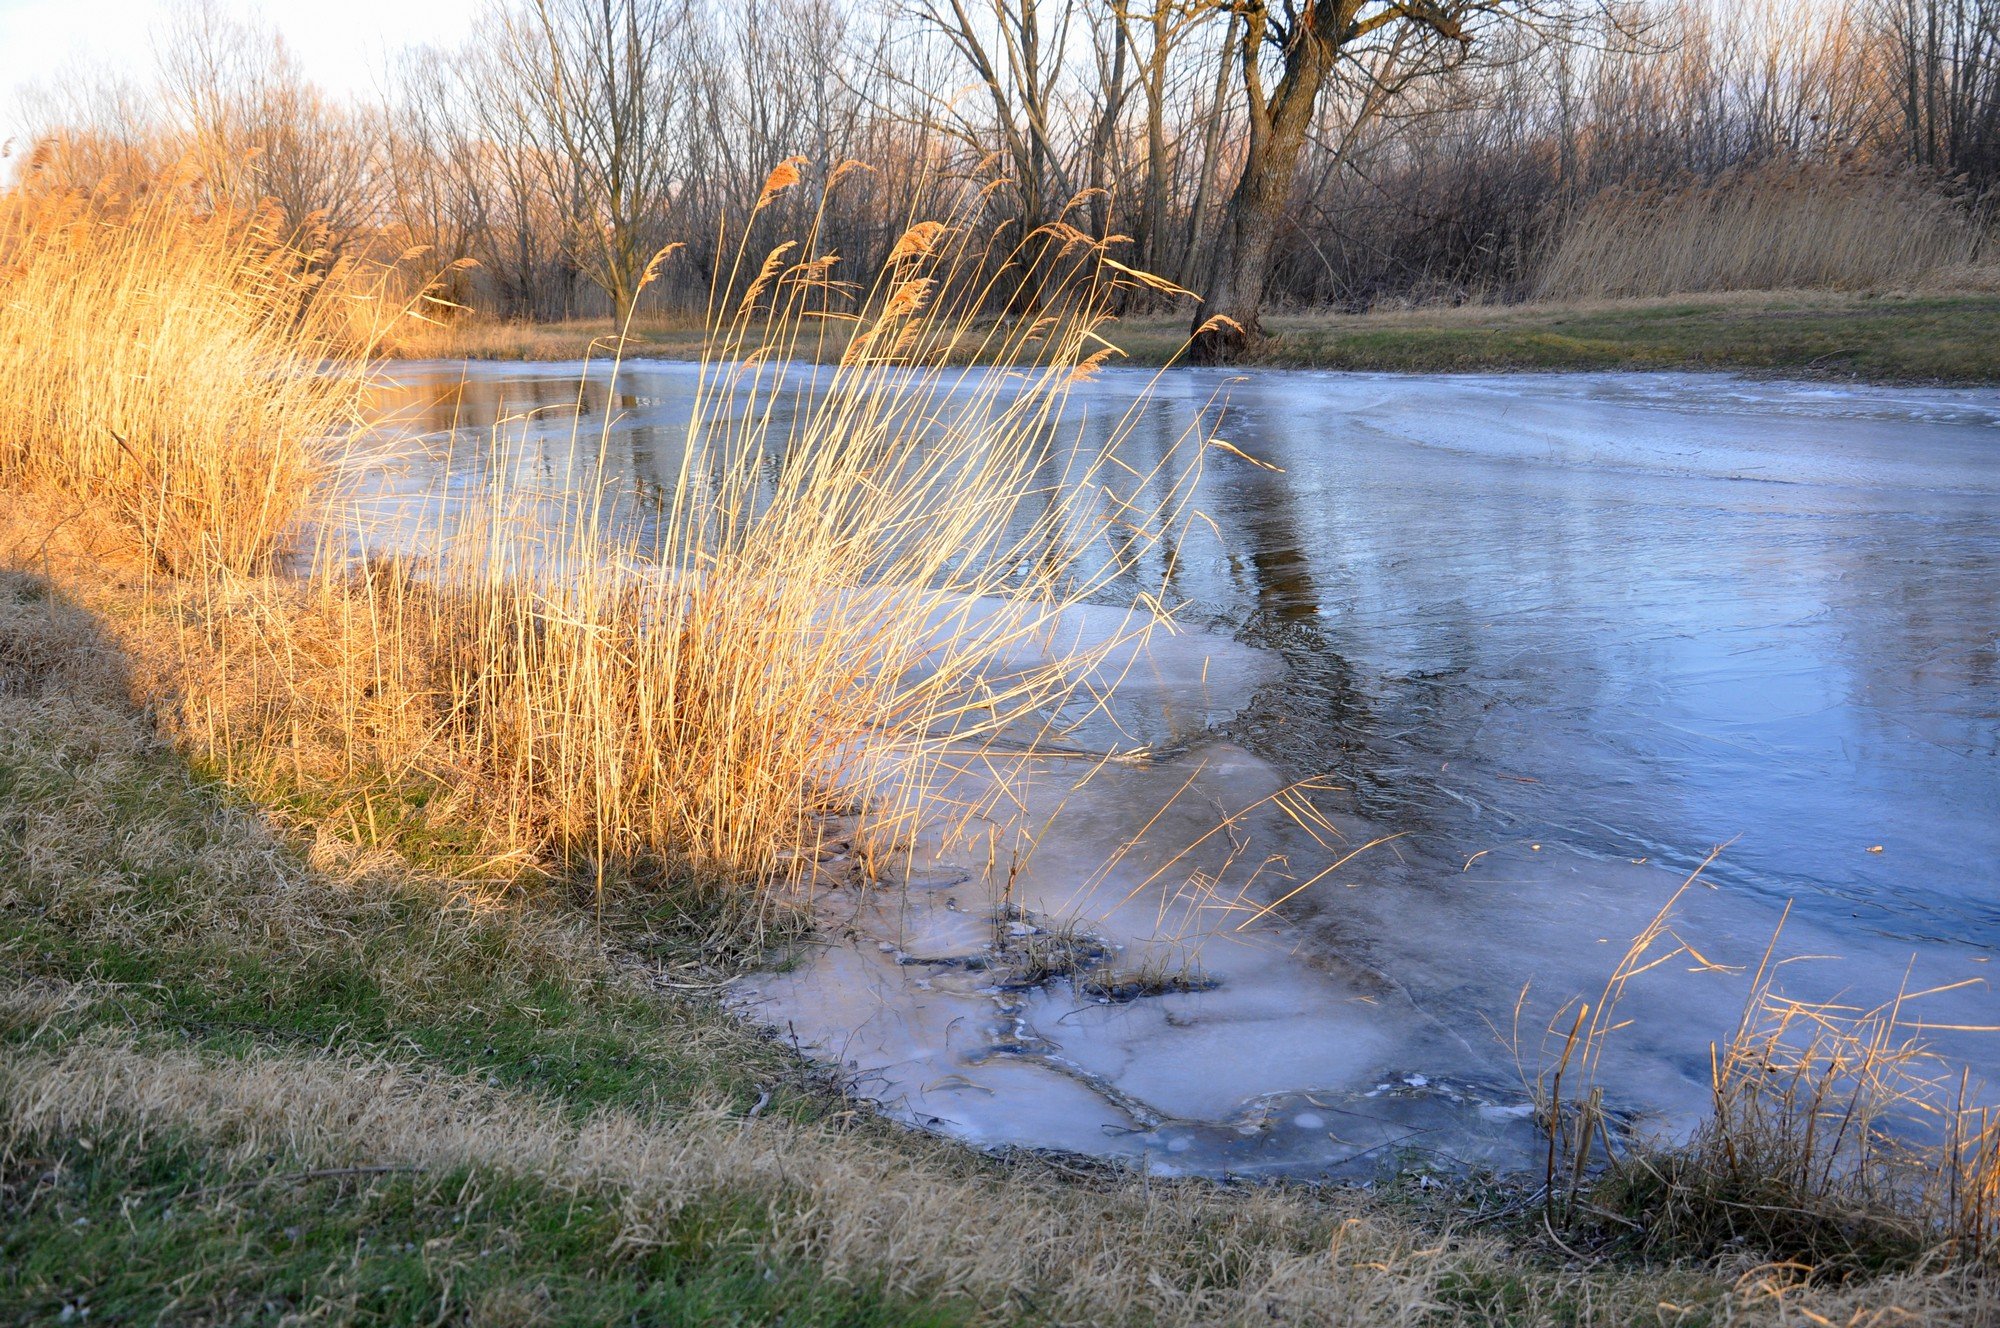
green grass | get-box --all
[0,578,953,1325]
[1242,293,2000,382]
[1,1134,961,1327]
[0,702,810,1125]
[5,543,1996,1326]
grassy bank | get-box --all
[398,291,2000,385]
[7,536,1999,1326]
[1239,292,2000,382]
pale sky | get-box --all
[0,0,484,155]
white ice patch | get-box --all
[728,606,1546,1178]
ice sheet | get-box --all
[358,361,2000,1177]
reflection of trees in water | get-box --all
[1206,464,1415,829]
[1204,463,1554,850]
[373,373,600,439]
[363,373,661,557]
[1210,457,2000,927]
[1825,517,2000,764]
[1812,515,2000,924]
[360,368,2000,937]
[373,368,1201,591]
[1083,396,1201,604]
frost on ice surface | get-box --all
[728,606,1548,1178]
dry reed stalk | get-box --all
[160,166,1220,927]
[1519,849,1734,1215]
[0,167,403,575]
[1672,947,2000,1268]
[1525,860,2000,1273]
[1534,161,1988,301]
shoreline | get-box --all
[6,504,1997,1323]
[384,290,2000,387]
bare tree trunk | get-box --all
[1140,14,1170,269]
[1086,7,1130,239]
[1190,5,1335,364]
[1189,0,1471,363]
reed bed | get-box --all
[1638,951,2000,1271]
[353,178,1203,904]
[13,159,1213,927]
[0,172,405,575]
[1534,161,1990,301]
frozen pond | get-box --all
[358,360,2000,1176]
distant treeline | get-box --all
[13,0,1998,326]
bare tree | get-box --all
[484,0,696,322]
[1102,2,1225,274]
[160,1,380,249]
[1189,0,1541,361]
[9,67,165,193]
[17,0,1965,331]
[910,0,1093,228]
[1882,0,2000,184]
[1084,1,1133,239]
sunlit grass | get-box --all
[1527,861,2000,1275]
[0,167,404,575]
[12,159,1213,937]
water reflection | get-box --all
[357,360,2000,959]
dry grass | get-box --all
[0,169,408,575]
[1535,161,1993,301]
[0,559,1716,1327]
[238,189,1201,918]
[5,1028,1991,1328]
[382,313,715,362]
[0,613,1992,1320]
[1601,938,2000,1276]
[0,1034,1462,1327]
[1529,864,2000,1281]
[0,161,1212,923]
[0,551,611,1026]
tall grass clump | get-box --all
[0,169,388,574]
[1629,953,2000,1273]
[1534,161,1990,301]
[177,163,1213,926]
[1530,871,1999,1277]
[0,150,1213,931]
